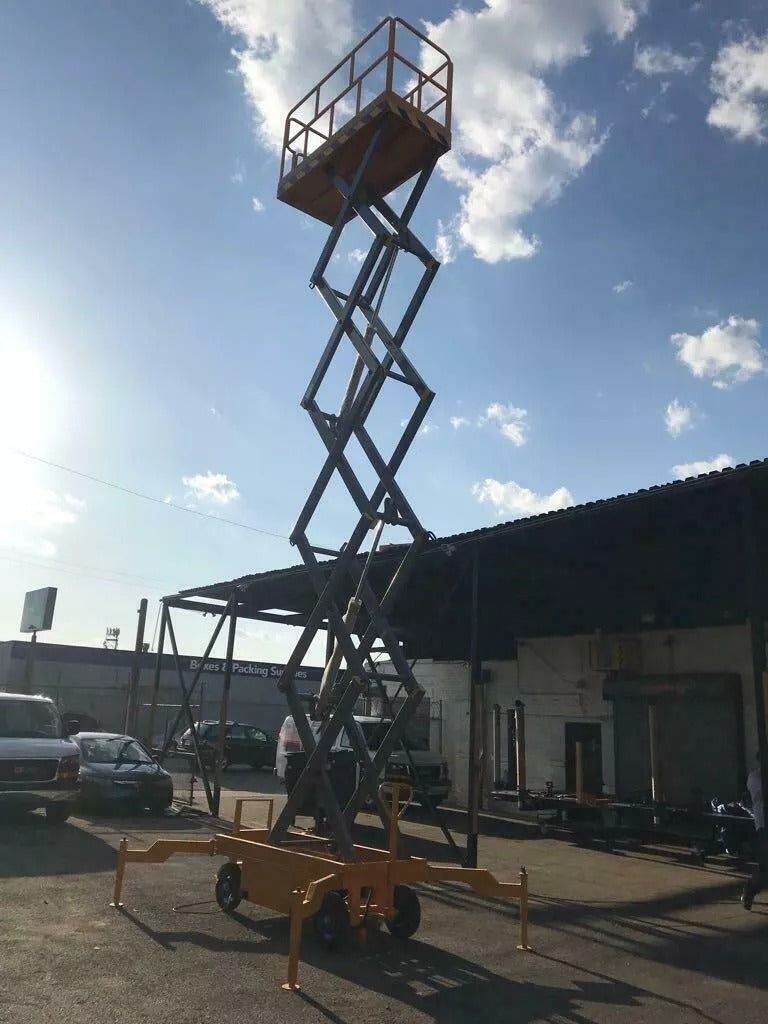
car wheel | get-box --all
[312,890,349,948]
[386,885,421,939]
[215,863,242,913]
[45,804,71,825]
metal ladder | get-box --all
[269,129,442,860]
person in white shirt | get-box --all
[742,753,766,910]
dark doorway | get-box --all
[565,722,603,795]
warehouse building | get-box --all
[0,641,323,741]
[167,459,768,809]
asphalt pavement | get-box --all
[1,769,767,1024]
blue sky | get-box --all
[1,0,767,663]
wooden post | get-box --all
[492,703,502,785]
[506,707,516,787]
[111,837,127,908]
[514,700,527,809]
[575,740,584,803]
[516,866,531,951]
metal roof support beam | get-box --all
[742,483,768,813]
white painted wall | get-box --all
[408,623,757,808]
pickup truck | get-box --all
[275,713,451,807]
[0,692,80,823]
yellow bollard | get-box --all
[282,889,303,992]
[516,866,531,951]
[111,837,127,908]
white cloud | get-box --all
[435,221,456,265]
[672,315,765,388]
[182,471,240,504]
[450,415,471,429]
[202,1,645,264]
[672,453,734,479]
[420,422,438,436]
[633,43,699,75]
[479,402,529,446]
[251,196,265,213]
[347,248,366,264]
[424,1,645,263]
[708,33,768,143]
[230,159,245,184]
[200,0,355,150]
[664,398,694,437]
[473,478,575,518]
[613,279,634,293]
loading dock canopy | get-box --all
[167,459,768,661]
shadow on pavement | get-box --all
[0,813,115,877]
[351,821,461,863]
[116,906,712,1024]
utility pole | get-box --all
[213,599,237,817]
[466,547,483,868]
[125,599,148,735]
[22,631,37,694]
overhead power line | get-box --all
[0,553,170,592]
[9,448,291,542]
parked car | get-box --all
[177,721,277,770]
[0,692,80,823]
[72,732,173,813]
[275,714,451,808]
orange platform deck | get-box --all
[277,91,451,226]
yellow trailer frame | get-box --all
[110,793,531,990]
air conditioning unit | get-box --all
[588,636,642,672]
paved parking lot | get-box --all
[2,771,767,1024]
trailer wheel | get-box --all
[215,863,242,913]
[386,885,421,939]
[313,890,349,948]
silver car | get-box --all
[0,692,80,823]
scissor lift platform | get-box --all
[111,796,530,991]
[277,18,452,225]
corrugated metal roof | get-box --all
[172,457,768,600]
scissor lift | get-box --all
[111,17,532,989]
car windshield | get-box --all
[0,699,62,739]
[356,721,429,752]
[80,737,153,765]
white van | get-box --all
[275,714,451,807]
[0,692,80,823]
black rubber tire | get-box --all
[386,885,421,939]
[45,804,71,825]
[312,890,349,948]
[215,863,242,913]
